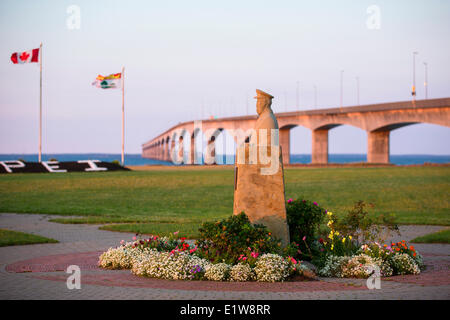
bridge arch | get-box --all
[142,98,450,165]
[368,121,450,163]
[279,124,311,164]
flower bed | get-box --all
[315,208,423,278]
[98,201,424,281]
[98,236,311,282]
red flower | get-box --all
[318,238,324,244]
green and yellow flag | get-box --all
[92,73,122,89]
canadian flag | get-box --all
[11,48,40,64]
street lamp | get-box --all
[356,76,360,106]
[340,70,344,110]
[412,51,418,101]
[313,85,317,108]
[424,62,428,99]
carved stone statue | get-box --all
[233,89,290,246]
[254,89,278,134]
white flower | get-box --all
[254,254,290,282]
[229,263,255,282]
[391,253,420,275]
[205,263,231,281]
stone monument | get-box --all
[233,89,290,245]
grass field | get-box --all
[0,167,449,237]
[411,228,450,243]
[0,229,58,247]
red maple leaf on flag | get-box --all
[19,51,30,61]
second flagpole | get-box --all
[39,43,43,163]
[121,66,125,165]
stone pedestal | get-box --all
[233,143,290,246]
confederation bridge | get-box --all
[142,98,450,165]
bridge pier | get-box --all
[367,130,390,163]
[311,128,329,164]
[205,136,216,165]
[165,139,171,161]
[190,138,195,164]
[279,127,290,165]
[170,139,176,162]
[178,136,184,163]
[157,143,160,160]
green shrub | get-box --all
[286,198,326,259]
[111,160,121,166]
[195,212,281,265]
[333,200,399,244]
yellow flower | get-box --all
[331,244,334,250]
[349,235,352,240]
[342,238,346,243]
[335,231,339,236]
[327,211,333,217]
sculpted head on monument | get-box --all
[254,89,274,115]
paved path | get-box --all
[0,213,449,300]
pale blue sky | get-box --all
[0,0,449,154]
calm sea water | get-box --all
[1,153,449,166]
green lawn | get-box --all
[0,167,449,232]
[0,229,58,247]
[99,222,202,239]
[411,228,450,244]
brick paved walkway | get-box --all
[0,213,449,300]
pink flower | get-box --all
[287,198,293,203]
[243,257,247,261]
[132,236,137,241]
[173,231,179,235]
[302,236,306,241]
[313,202,318,206]
[120,240,125,245]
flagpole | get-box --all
[39,43,43,163]
[121,66,125,165]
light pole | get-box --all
[246,93,249,115]
[424,62,428,99]
[356,76,360,106]
[313,85,317,108]
[412,51,418,102]
[340,70,344,110]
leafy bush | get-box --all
[390,253,420,275]
[286,198,326,259]
[332,200,399,244]
[195,212,281,265]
